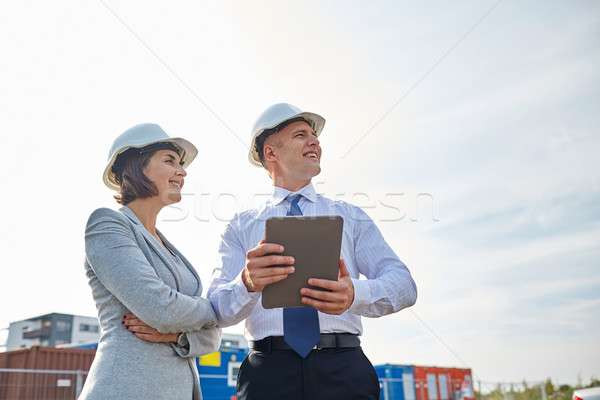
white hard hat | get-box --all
[248,103,325,167]
[103,123,198,191]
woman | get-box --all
[80,123,221,399]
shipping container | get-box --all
[375,364,417,400]
[411,365,476,400]
[0,346,96,400]
[413,365,440,400]
[449,367,475,400]
[197,346,249,400]
[434,366,453,400]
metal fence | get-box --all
[0,368,87,400]
[1,368,386,400]
[0,369,496,400]
[0,369,240,400]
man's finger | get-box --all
[250,255,294,269]
[306,278,336,291]
[301,287,336,301]
[338,258,349,280]
[256,265,295,277]
[259,273,291,286]
[247,243,285,259]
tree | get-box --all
[588,376,600,388]
[546,378,555,396]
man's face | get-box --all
[265,120,322,186]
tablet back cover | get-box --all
[262,215,344,309]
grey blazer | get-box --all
[79,206,221,400]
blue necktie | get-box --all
[283,194,320,357]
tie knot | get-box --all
[286,194,303,216]
[287,194,302,206]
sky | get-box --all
[1,0,598,390]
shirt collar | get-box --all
[271,182,317,206]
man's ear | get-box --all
[263,144,277,163]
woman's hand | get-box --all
[122,314,179,343]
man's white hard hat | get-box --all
[248,103,325,167]
[103,123,198,191]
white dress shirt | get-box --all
[207,183,417,340]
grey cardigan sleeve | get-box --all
[85,208,217,333]
[172,327,222,358]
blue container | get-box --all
[375,364,416,400]
[198,347,249,400]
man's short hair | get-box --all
[254,117,313,165]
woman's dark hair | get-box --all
[112,151,158,205]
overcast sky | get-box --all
[1,0,598,389]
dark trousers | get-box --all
[236,347,380,400]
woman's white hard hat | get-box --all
[248,103,325,167]
[103,123,198,191]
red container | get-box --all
[0,346,96,400]
[414,365,436,400]
[449,367,475,400]
[413,365,475,400]
[434,366,453,400]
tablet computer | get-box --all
[261,215,344,309]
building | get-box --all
[6,313,100,351]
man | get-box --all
[207,103,417,400]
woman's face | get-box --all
[142,149,186,205]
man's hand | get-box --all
[242,239,295,292]
[122,314,179,343]
[299,258,354,315]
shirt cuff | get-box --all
[232,272,261,304]
[348,278,371,314]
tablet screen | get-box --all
[262,215,344,309]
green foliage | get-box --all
[587,376,600,388]
[478,377,600,400]
[546,379,555,396]
[477,378,594,400]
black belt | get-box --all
[250,333,360,352]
